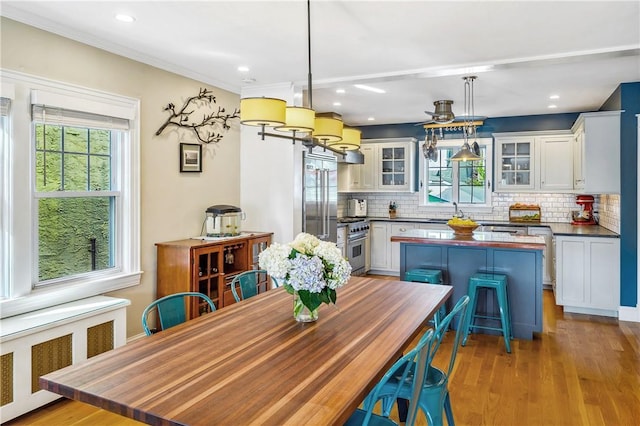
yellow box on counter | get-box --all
[509,204,541,222]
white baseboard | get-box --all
[563,305,618,318]
[127,332,147,343]
[619,305,640,323]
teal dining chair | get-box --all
[364,295,470,426]
[141,292,215,336]
[345,329,435,426]
[231,270,278,302]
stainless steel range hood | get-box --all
[336,149,364,164]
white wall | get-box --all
[240,84,304,244]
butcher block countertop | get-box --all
[391,229,545,250]
[367,217,619,238]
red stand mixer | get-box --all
[571,195,596,225]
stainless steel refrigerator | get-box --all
[303,152,337,243]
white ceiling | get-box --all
[2,0,639,126]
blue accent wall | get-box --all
[599,82,639,308]
[360,113,580,140]
[358,83,640,309]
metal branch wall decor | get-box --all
[156,88,240,144]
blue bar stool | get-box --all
[404,268,446,328]
[462,272,512,353]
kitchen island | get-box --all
[391,229,545,339]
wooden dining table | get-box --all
[40,276,452,426]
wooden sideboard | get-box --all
[155,232,273,316]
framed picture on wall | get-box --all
[180,143,202,172]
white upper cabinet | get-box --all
[339,138,416,193]
[338,144,376,192]
[538,134,574,191]
[571,111,621,194]
[494,131,573,192]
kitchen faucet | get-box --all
[453,202,463,218]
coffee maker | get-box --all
[571,195,596,225]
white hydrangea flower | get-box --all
[259,234,351,298]
[291,232,320,255]
[258,243,292,279]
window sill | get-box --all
[0,271,142,319]
[418,205,495,215]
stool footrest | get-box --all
[470,325,505,333]
[472,314,502,321]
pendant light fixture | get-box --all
[450,76,482,162]
[332,126,361,151]
[239,0,358,154]
[240,97,286,129]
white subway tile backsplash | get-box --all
[339,191,620,230]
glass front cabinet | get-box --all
[376,140,416,192]
[338,138,416,193]
[495,136,535,191]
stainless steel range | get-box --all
[338,218,370,276]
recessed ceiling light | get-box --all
[367,117,375,121]
[548,104,558,109]
[241,77,256,84]
[549,94,560,100]
[336,89,346,94]
[237,66,250,73]
[354,84,386,94]
[333,102,342,107]
[115,14,135,23]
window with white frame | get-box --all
[0,70,141,317]
[420,138,492,207]
[0,95,11,299]
[32,105,127,285]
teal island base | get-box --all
[398,239,543,340]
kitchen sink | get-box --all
[477,225,528,235]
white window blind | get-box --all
[31,89,135,120]
[31,105,130,130]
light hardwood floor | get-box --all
[6,288,640,426]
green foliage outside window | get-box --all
[35,124,114,282]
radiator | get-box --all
[0,296,129,423]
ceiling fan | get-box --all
[422,100,455,124]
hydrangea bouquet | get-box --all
[258,233,352,320]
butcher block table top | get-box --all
[40,276,452,426]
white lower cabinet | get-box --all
[370,221,416,275]
[528,226,554,287]
[370,222,391,272]
[555,235,620,316]
[390,223,417,273]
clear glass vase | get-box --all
[293,291,318,323]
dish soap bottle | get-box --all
[389,201,397,219]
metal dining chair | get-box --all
[141,292,215,336]
[345,329,435,426]
[364,295,471,426]
[231,269,278,302]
